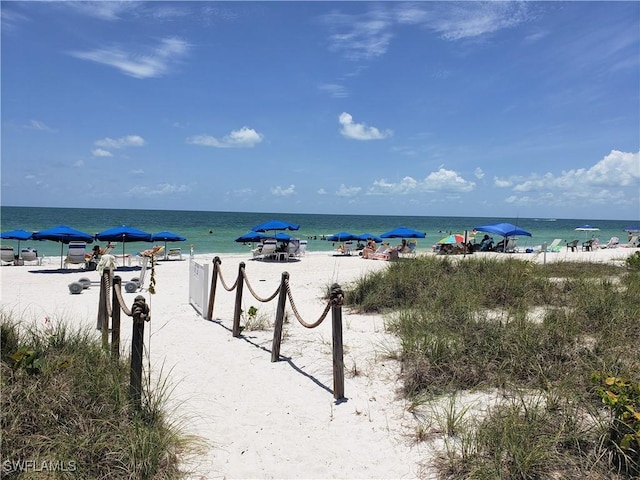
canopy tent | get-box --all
[96,225,153,261]
[1,229,33,258]
[473,223,532,238]
[326,231,359,242]
[151,231,187,259]
[32,225,94,268]
[380,227,426,239]
[251,219,300,232]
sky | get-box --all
[1,1,639,220]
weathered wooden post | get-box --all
[111,276,122,360]
[232,262,245,337]
[129,295,150,410]
[206,256,221,321]
[330,283,345,400]
[271,272,289,362]
[97,270,109,331]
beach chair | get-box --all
[124,256,150,293]
[565,239,579,252]
[547,238,562,252]
[600,236,620,249]
[64,242,87,268]
[582,239,595,251]
[622,235,638,248]
[21,248,42,265]
[167,247,183,260]
[1,246,15,265]
[254,240,277,261]
[295,240,308,257]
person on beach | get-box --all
[360,239,377,259]
[480,235,494,251]
[395,239,408,252]
[85,245,102,270]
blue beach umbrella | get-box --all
[624,226,640,233]
[32,225,94,268]
[380,227,426,239]
[151,231,186,258]
[326,231,359,242]
[235,232,267,243]
[96,225,153,260]
[473,223,532,238]
[1,229,33,259]
[357,233,383,243]
[251,219,300,232]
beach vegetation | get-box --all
[1,315,202,479]
[345,255,640,478]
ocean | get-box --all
[0,206,636,257]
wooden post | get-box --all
[129,295,149,410]
[111,276,121,360]
[206,256,220,321]
[232,262,245,337]
[330,283,345,400]
[97,270,108,331]
[271,272,289,362]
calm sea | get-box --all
[0,206,636,257]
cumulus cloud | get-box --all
[271,185,295,196]
[127,183,190,196]
[369,168,475,194]
[336,184,362,197]
[92,148,113,157]
[317,188,327,195]
[94,135,145,149]
[186,127,264,148]
[495,150,640,206]
[339,112,392,140]
[70,37,190,79]
[24,120,55,132]
[474,167,485,179]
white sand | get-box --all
[1,246,637,479]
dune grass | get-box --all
[1,314,202,479]
[345,254,640,479]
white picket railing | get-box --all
[189,258,209,316]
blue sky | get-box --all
[2,1,639,220]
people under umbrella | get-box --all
[480,234,494,251]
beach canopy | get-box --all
[235,232,267,243]
[151,231,186,243]
[32,225,94,268]
[357,233,382,243]
[1,229,34,258]
[473,223,531,238]
[326,231,359,242]
[96,225,153,261]
[575,225,599,231]
[251,219,300,232]
[380,227,426,239]
[624,226,640,233]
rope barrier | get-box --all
[114,282,133,317]
[285,278,331,329]
[241,268,281,303]
[217,266,238,292]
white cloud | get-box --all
[318,83,349,98]
[64,2,139,20]
[186,127,264,148]
[92,148,113,157]
[339,112,392,140]
[494,178,513,188]
[73,160,84,168]
[271,185,295,196]
[336,184,362,197]
[24,120,55,132]
[317,188,327,195]
[370,168,475,194]
[127,183,190,197]
[474,167,485,179]
[94,135,145,149]
[496,150,640,207]
[70,37,190,79]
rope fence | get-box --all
[206,256,345,400]
[96,268,151,410]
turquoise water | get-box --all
[1,206,636,257]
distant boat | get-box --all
[533,218,557,222]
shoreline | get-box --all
[1,247,637,479]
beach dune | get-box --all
[0,247,636,479]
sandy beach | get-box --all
[0,246,637,479]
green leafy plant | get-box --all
[593,373,640,475]
[10,346,44,374]
[625,251,640,271]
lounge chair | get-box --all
[167,247,183,260]
[565,240,579,252]
[547,238,562,252]
[21,248,42,265]
[253,240,277,261]
[370,243,399,261]
[64,241,87,268]
[622,235,639,248]
[1,246,15,265]
[295,240,308,257]
[600,237,620,249]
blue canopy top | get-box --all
[473,222,532,238]
[326,231,359,242]
[1,229,33,241]
[235,231,292,243]
[357,233,383,243]
[96,225,152,242]
[380,227,426,239]
[32,225,94,244]
[151,231,186,242]
[251,219,300,232]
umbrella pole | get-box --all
[60,243,64,269]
